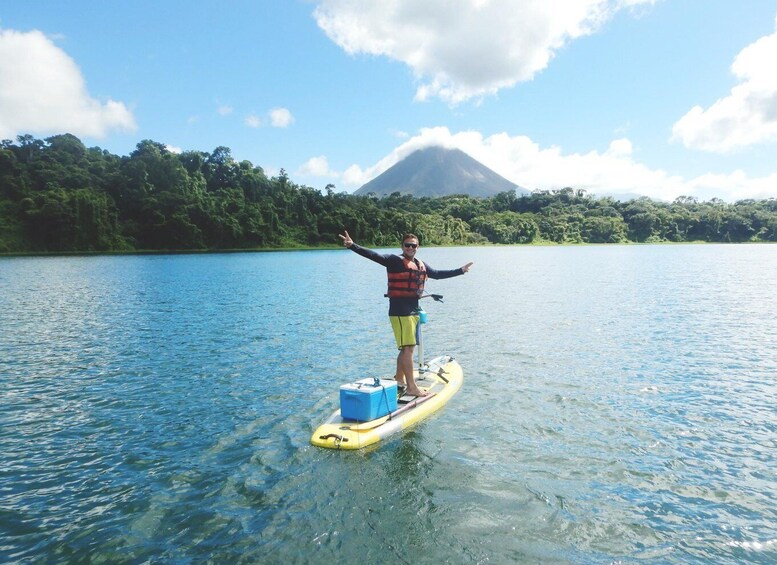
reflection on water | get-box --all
[1,245,776,563]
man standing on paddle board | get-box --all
[339,231,473,397]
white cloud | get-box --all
[671,15,777,153]
[243,108,293,129]
[684,170,777,202]
[217,105,234,116]
[338,126,775,201]
[0,28,136,139]
[296,155,338,178]
[605,138,633,157]
[245,114,262,128]
[269,107,294,127]
[165,144,182,154]
[314,0,656,104]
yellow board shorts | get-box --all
[390,315,419,349]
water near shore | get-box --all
[2,245,776,563]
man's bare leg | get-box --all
[395,353,406,387]
[395,345,428,397]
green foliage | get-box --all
[1,134,776,253]
[469,211,539,243]
[581,215,628,243]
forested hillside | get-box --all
[1,134,776,253]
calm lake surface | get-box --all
[1,245,776,563]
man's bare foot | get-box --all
[405,386,429,397]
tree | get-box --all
[4,133,777,252]
[205,146,239,191]
[21,187,124,251]
[581,216,627,243]
[622,198,664,242]
[470,211,539,243]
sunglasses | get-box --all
[403,243,418,248]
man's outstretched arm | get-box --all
[426,261,474,279]
[339,230,391,267]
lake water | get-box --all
[1,245,776,563]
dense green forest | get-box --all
[1,134,776,253]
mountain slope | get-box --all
[354,146,525,198]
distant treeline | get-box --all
[1,134,776,253]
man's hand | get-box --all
[339,230,353,247]
[462,262,474,273]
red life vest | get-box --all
[387,257,427,298]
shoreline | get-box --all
[1,239,773,259]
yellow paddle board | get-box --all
[311,355,463,450]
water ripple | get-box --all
[2,247,776,563]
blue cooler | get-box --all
[340,378,398,421]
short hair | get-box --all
[402,233,419,244]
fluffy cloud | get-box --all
[296,155,338,177]
[334,126,775,201]
[0,29,136,139]
[672,15,777,153]
[314,0,656,104]
[269,107,294,127]
[245,114,262,128]
[243,108,294,129]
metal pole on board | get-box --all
[417,307,427,371]
[415,295,439,374]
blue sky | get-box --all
[2,1,777,201]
